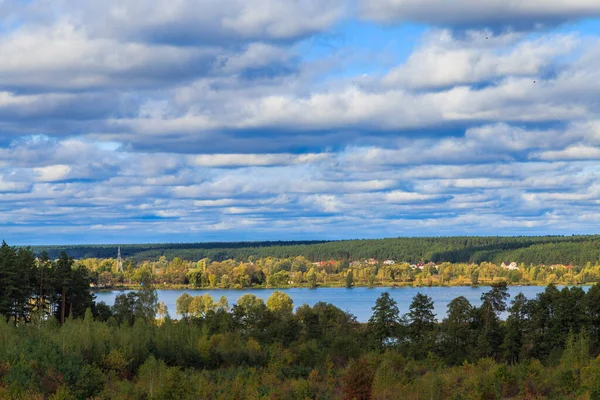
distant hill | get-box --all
[28,241,329,260]
[24,235,600,266]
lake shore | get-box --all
[91,280,592,292]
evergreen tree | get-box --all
[503,293,528,364]
[50,251,74,323]
[407,293,436,358]
[585,284,600,349]
[441,296,474,364]
[0,242,19,321]
[368,292,402,350]
[476,282,510,358]
[49,252,94,323]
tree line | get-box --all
[30,235,600,265]
[83,254,600,290]
[0,241,94,324]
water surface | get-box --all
[94,285,587,322]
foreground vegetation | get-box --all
[3,278,600,399]
[4,239,600,398]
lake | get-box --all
[94,285,588,322]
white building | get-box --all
[501,262,519,270]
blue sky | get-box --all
[2,0,600,244]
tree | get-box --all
[345,270,354,288]
[135,287,158,324]
[476,282,510,358]
[236,294,264,315]
[407,293,436,358]
[585,284,600,348]
[481,282,510,319]
[368,274,376,287]
[189,294,215,318]
[92,301,113,322]
[306,268,318,288]
[157,302,169,321]
[471,269,479,285]
[220,274,231,288]
[67,266,95,319]
[341,357,375,400]
[112,292,137,326]
[441,296,474,364]
[372,353,402,399]
[266,291,293,315]
[0,242,18,321]
[0,243,35,323]
[186,269,203,287]
[49,251,94,324]
[137,355,168,399]
[232,294,269,338]
[503,293,528,364]
[176,293,193,318]
[35,251,51,315]
[368,292,402,350]
[216,296,229,311]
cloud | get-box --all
[0,23,220,91]
[1,1,600,243]
[3,27,599,155]
[9,0,346,44]
[93,33,599,154]
[0,176,31,193]
[0,24,303,92]
[383,31,576,88]
[188,152,330,167]
[360,0,600,29]
[2,120,599,241]
[533,145,600,161]
[33,165,72,182]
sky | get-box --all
[2,1,600,244]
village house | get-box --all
[501,262,519,270]
[313,260,335,267]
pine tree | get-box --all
[368,292,402,350]
[441,296,474,364]
[407,293,436,358]
[503,293,528,364]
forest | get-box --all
[81,253,600,290]
[4,241,600,398]
[31,235,600,265]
